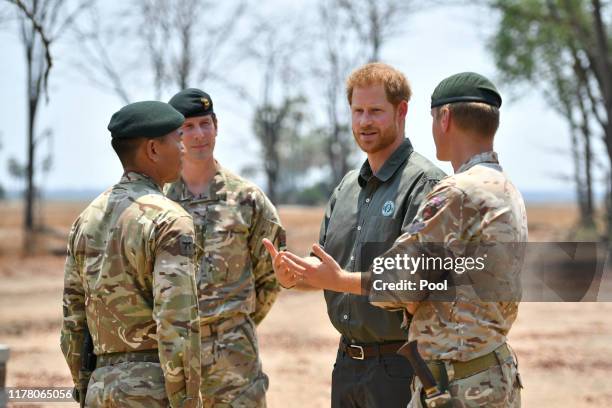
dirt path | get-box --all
[2,203,612,407]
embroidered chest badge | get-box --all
[382,200,395,216]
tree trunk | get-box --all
[577,96,595,228]
[23,31,38,255]
[24,96,36,255]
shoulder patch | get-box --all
[179,235,194,257]
[421,195,447,221]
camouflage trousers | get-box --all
[200,316,268,408]
[408,358,521,408]
[85,361,169,407]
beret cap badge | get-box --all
[169,88,215,118]
[201,97,210,109]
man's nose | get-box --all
[196,126,207,138]
[359,112,373,127]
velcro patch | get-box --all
[179,235,194,257]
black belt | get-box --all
[340,340,405,360]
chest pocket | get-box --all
[198,203,250,285]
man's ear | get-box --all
[397,100,408,119]
[145,138,160,163]
[440,107,451,132]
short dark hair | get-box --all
[439,102,499,137]
[111,137,144,166]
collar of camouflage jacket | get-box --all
[120,171,162,192]
[456,151,501,174]
[168,161,227,202]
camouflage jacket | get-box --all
[165,163,285,326]
[60,171,201,408]
[370,152,528,361]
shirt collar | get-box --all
[358,138,413,188]
[456,151,501,173]
[119,171,162,192]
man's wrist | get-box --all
[330,268,350,292]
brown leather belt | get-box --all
[340,340,405,360]
[200,315,248,337]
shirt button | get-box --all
[350,255,355,261]
[365,198,370,203]
[343,314,349,320]
[357,225,361,231]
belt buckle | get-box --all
[349,345,364,360]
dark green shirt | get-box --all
[319,138,445,344]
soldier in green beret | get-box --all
[271,72,527,407]
[166,89,285,407]
[60,101,202,408]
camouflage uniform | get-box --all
[371,152,528,407]
[165,163,285,407]
[61,171,202,408]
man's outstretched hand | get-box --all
[262,238,300,289]
[263,239,363,294]
[281,243,344,291]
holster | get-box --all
[397,340,452,408]
[77,325,96,408]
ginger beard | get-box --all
[352,106,401,154]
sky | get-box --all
[0,2,608,201]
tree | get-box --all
[5,0,91,254]
[73,0,246,103]
[239,14,319,203]
[488,0,612,247]
[335,0,415,62]
[309,1,360,192]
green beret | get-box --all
[431,72,502,109]
[168,88,214,118]
[107,101,184,139]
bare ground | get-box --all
[1,202,611,407]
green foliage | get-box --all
[488,0,587,109]
[488,0,612,239]
[293,181,331,206]
[8,157,26,179]
[252,95,329,203]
